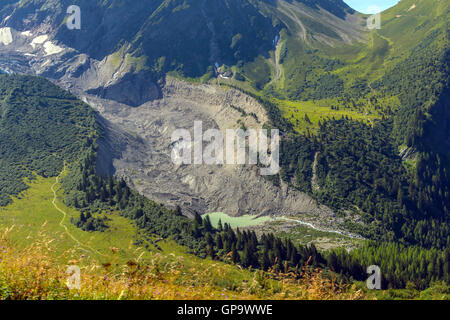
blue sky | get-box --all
[343,0,400,14]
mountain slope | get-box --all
[0,74,98,205]
[1,0,280,76]
[0,0,363,79]
[278,0,450,249]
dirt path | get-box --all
[311,151,320,191]
[274,40,282,81]
[278,2,308,43]
[268,39,283,86]
[51,164,105,257]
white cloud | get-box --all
[366,5,382,14]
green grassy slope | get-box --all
[215,0,448,136]
[0,175,140,264]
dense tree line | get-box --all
[373,28,448,148]
[280,118,450,249]
[278,27,450,250]
[330,242,449,290]
[280,133,317,193]
[71,211,109,232]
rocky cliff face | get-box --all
[90,78,337,222]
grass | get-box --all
[0,226,370,300]
[242,55,272,90]
[277,98,378,133]
[0,174,369,300]
[0,175,140,265]
[0,176,447,300]
[2,224,447,300]
[255,220,363,251]
[0,228,262,300]
[108,45,149,74]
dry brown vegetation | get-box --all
[0,226,367,300]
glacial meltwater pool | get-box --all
[203,212,273,228]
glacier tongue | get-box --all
[0,28,13,46]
